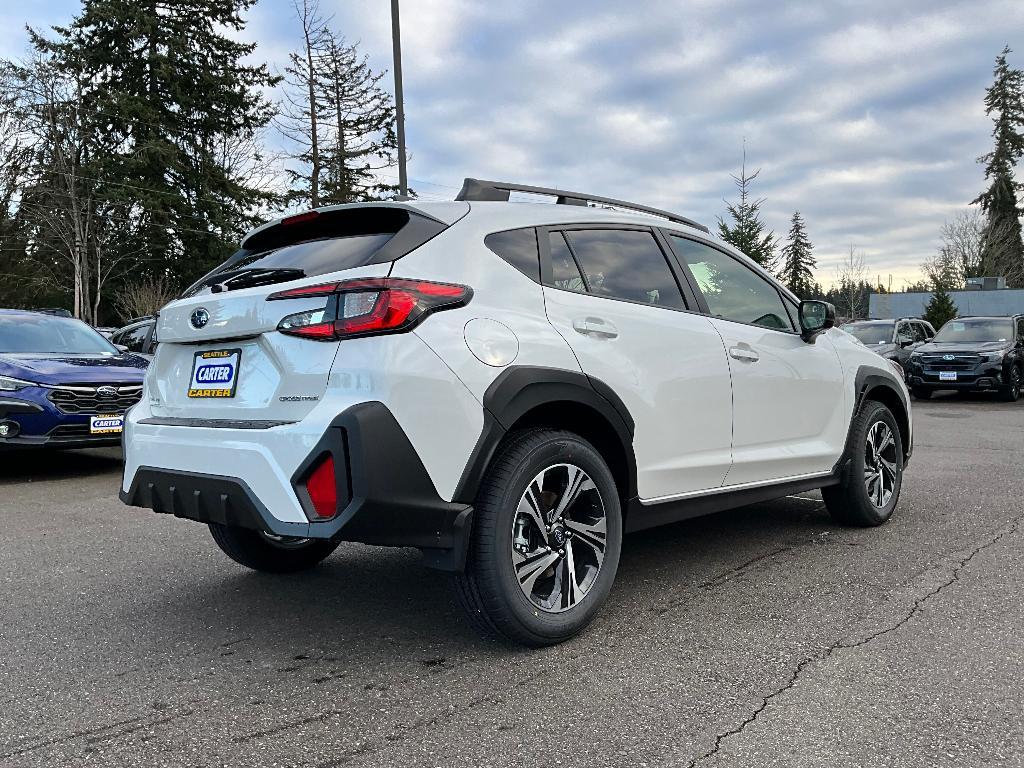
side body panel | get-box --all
[710,320,848,486]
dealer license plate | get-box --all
[938,371,957,382]
[188,349,241,398]
[90,414,124,434]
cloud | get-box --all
[5,0,1024,285]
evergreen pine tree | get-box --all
[279,0,400,208]
[973,46,1024,287]
[32,0,280,286]
[779,211,816,298]
[717,149,777,271]
[923,284,958,330]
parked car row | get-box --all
[843,315,1024,402]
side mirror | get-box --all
[898,335,914,348]
[799,300,835,343]
[115,344,129,353]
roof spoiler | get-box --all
[455,178,709,234]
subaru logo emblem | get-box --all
[190,308,210,329]
[942,354,955,361]
[96,386,117,397]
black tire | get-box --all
[999,365,1021,402]
[822,400,904,527]
[454,429,622,646]
[911,386,932,400]
[208,523,339,573]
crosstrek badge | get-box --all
[188,349,241,398]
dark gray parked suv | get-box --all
[842,318,935,368]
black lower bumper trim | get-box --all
[121,402,474,571]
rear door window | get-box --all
[548,232,587,292]
[671,236,794,331]
[561,229,686,309]
[485,228,540,282]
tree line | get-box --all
[0,1,1021,327]
[0,0,400,324]
[717,46,1024,323]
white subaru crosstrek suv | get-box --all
[121,179,912,646]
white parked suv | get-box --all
[121,179,912,645]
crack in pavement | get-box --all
[684,512,1024,768]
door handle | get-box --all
[728,345,759,362]
[572,317,619,339]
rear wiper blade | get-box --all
[210,268,306,293]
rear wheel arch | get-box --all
[453,367,637,507]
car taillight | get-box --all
[269,278,472,341]
[304,454,338,520]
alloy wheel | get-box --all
[863,421,898,509]
[510,463,608,613]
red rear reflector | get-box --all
[305,454,338,520]
[282,210,320,226]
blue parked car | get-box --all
[0,309,148,449]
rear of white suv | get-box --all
[122,180,912,646]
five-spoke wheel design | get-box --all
[510,463,607,613]
[863,420,898,509]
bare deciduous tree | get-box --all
[835,246,868,320]
[113,274,178,321]
[2,53,133,323]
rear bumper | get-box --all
[120,402,474,571]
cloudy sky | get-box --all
[4,0,1024,286]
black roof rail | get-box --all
[455,178,710,234]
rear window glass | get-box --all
[191,233,394,295]
[485,228,540,282]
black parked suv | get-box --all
[905,315,1024,401]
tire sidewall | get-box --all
[484,433,622,642]
[1007,365,1021,401]
[848,404,904,524]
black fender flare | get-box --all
[452,366,637,505]
[833,364,913,476]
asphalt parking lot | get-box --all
[2,393,1023,768]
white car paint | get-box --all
[122,198,911,526]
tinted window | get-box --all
[485,228,540,282]
[194,233,394,294]
[1017,318,1024,341]
[896,322,913,343]
[911,322,928,343]
[844,322,895,345]
[120,324,151,353]
[933,318,1014,342]
[0,315,119,355]
[548,232,586,292]
[671,236,794,331]
[563,230,685,309]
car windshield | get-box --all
[844,322,894,345]
[933,318,1014,343]
[0,314,119,355]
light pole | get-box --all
[390,0,408,199]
